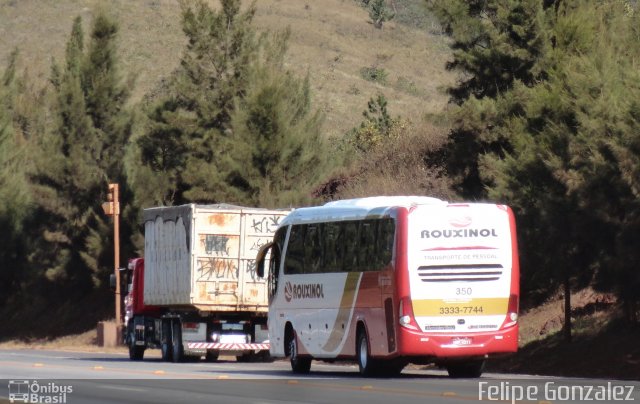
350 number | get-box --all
[456,287,472,296]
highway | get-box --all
[0,349,638,404]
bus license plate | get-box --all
[452,337,472,346]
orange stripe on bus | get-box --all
[321,272,361,352]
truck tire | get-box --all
[161,321,173,362]
[205,350,219,362]
[171,320,184,363]
[289,331,311,374]
[128,328,145,361]
[258,350,274,363]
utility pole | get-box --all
[102,183,121,327]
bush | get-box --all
[359,65,388,85]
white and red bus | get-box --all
[256,196,519,377]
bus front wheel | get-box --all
[289,331,311,374]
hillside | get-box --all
[487,288,640,381]
[0,0,454,139]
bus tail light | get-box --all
[501,294,519,329]
[399,297,420,331]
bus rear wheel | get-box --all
[289,331,311,374]
[357,331,377,377]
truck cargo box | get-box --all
[143,204,289,311]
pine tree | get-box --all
[345,93,402,154]
[428,0,550,197]
[134,0,328,207]
[482,1,640,330]
[0,49,31,308]
[29,10,133,304]
[226,29,326,207]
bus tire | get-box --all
[289,331,311,374]
[446,360,485,378]
[171,320,184,363]
[357,331,377,377]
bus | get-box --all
[256,196,519,377]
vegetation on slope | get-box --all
[0,0,638,381]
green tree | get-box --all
[134,0,327,207]
[427,0,550,197]
[369,0,395,29]
[227,30,325,207]
[479,1,640,332]
[345,93,402,154]
[135,0,260,205]
[428,0,640,341]
[0,49,31,308]
[28,10,133,315]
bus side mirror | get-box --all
[255,241,274,278]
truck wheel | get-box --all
[161,321,173,362]
[237,351,259,363]
[128,328,145,361]
[205,350,219,362]
[171,320,184,363]
[289,331,311,374]
[258,350,274,363]
[446,360,485,378]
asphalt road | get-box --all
[0,349,638,404]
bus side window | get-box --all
[343,221,358,272]
[324,222,343,273]
[284,225,305,274]
[304,224,323,273]
[377,218,395,269]
[358,220,378,271]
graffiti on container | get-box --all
[249,238,269,252]
[246,259,257,281]
[251,215,282,234]
[197,257,238,280]
[204,234,230,256]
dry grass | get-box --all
[517,287,617,346]
[328,119,454,200]
[0,329,128,354]
[0,0,454,139]
[487,287,640,380]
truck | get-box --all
[122,203,290,362]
